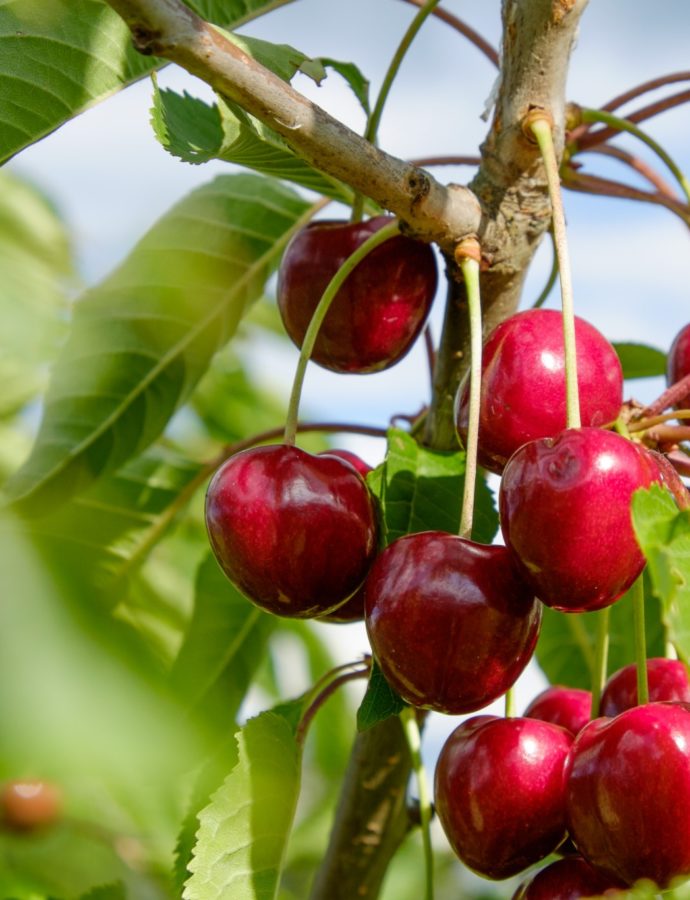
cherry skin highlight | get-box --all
[435,715,572,880]
[524,686,592,736]
[600,658,690,716]
[512,856,625,899]
[205,444,378,618]
[499,427,660,612]
[567,702,690,888]
[277,216,437,374]
[364,531,541,714]
[455,309,623,473]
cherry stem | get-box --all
[584,144,678,198]
[296,666,370,746]
[283,221,402,445]
[504,687,516,718]
[457,253,482,539]
[591,607,610,718]
[399,707,434,900]
[423,324,436,394]
[398,0,498,67]
[351,0,440,222]
[629,409,690,432]
[579,108,690,204]
[531,229,558,309]
[643,374,690,417]
[528,116,581,429]
[632,576,649,706]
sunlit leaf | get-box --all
[613,341,666,379]
[6,174,312,513]
[357,661,406,732]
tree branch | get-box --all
[104,0,481,255]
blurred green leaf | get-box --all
[632,484,690,661]
[535,571,665,691]
[613,342,666,379]
[377,428,498,546]
[0,0,297,164]
[6,175,312,514]
[184,711,302,900]
[357,662,406,732]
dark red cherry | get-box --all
[600,658,690,716]
[524,686,592,736]
[364,531,541,714]
[567,702,690,888]
[318,448,373,479]
[1,781,62,831]
[499,428,660,612]
[277,216,437,374]
[435,715,572,879]
[512,856,625,899]
[455,309,623,473]
[667,323,690,406]
[205,444,378,618]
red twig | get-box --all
[411,155,482,168]
[296,667,370,746]
[643,374,690,417]
[575,89,690,152]
[583,145,678,198]
[398,0,498,66]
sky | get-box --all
[7,0,690,771]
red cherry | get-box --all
[1,781,62,831]
[435,715,572,880]
[364,532,541,714]
[318,448,373,479]
[499,428,660,612]
[512,856,625,899]
[205,444,378,618]
[524,686,592,736]
[667,323,690,405]
[455,309,623,473]
[277,217,437,374]
[567,702,690,888]
[600,658,690,716]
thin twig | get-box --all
[575,89,690,152]
[643,373,690,417]
[410,155,482,168]
[584,145,678,198]
[398,0,498,66]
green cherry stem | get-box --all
[350,0,440,222]
[528,115,581,430]
[532,229,559,309]
[283,221,401,445]
[580,107,690,204]
[457,250,482,539]
[400,706,434,900]
[504,687,516,718]
[591,607,610,717]
[632,575,650,705]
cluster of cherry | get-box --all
[204,216,690,894]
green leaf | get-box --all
[317,57,371,116]
[0,170,75,417]
[357,661,406,732]
[377,428,498,546]
[5,174,312,514]
[613,341,666,379]
[632,484,690,660]
[151,85,351,201]
[0,0,297,165]
[535,572,665,690]
[170,553,275,720]
[79,884,127,900]
[184,711,302,900]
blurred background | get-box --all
[3,1,690,897]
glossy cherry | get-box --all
[455,309,623,473]
[1,781,62,831]
[499,427,660,612]
[567,702,690,888]
[512,856,625,899]
[205,444,378,618]
[600,658,690,716]
[435,715,572,879]
[277,216,437,374]
[318,448,373,479]
[364,531,541,713]
[667,323,690,405]
[524,686,592,736]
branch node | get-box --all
[130,25,163,55]
[407,168,431,205]
[522,106,554,143]
[454,236,482,267]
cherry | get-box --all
[512,856,625,899]
[277,216,437,374]
[667,322,690,405]
[205,444,378,618]
[524,686,592,736]
[499,427,660,612]
[318,448,373,479]
[567,702,690,888]
[600,657,690,716]
[364,531,541,714]
[434,715,572,880]
[1,781,62,831]
[455,309,623,474]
